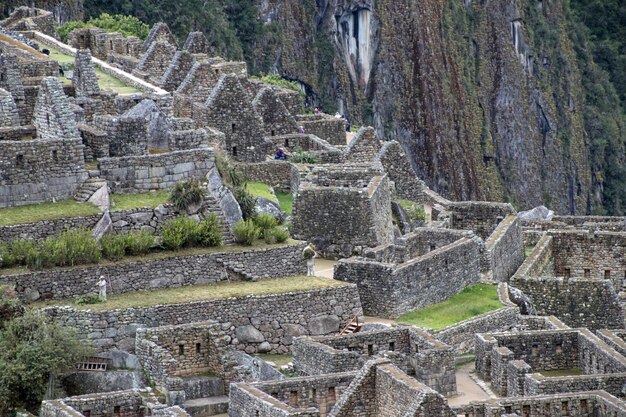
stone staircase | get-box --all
[181,376,229,417]
[204,194,234,244]
[74,177,106,202]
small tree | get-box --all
[0,312,92,414]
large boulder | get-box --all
[518,205,554,221]
[254,197,287,223]
[235,325,265,343]
[308,315,340,335]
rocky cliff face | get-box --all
[253,0,622,214]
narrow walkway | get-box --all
[446,363,494,406]
[314,258,336,279]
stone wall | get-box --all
[43,284,362,353]
[99,148,215,193]
[237,161,300,194]
[335,237,482,318]
[512,276,624,330]
[448,201,516,240]
[513,234,553,279]
[374,141,429,203]
[452,391,626,417]
[33,77,81,141]
[267,134,343,163]
[296,114,346,146]
[524,372,626,398]
[550,230,626,283]
[252,87,297,136]
[292,327,456,395]
[485,215,525,282]
[292,169,394,256]
[93,115,148,157]
[0,138,87,207]
[4,242,307,301]
[342,127,380,163]
[0,205,178,242]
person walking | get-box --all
[97,275,107,301]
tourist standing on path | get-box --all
[303,243,317,276]
[97,275,107,301]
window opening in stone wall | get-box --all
[52,150,58,162]
[110,40,113,50]
[367,344,373,355]
[328,387,336,402]
[556,341,563,354]
[84,411,91,417]
[113,406,121,417]
[389,341,395,351]
[290,391,298,407]
[178,344,184,355]
[429,245,436,252]
[196,343,201,353]
[46,113,50,127]
[271,130,275,136]
[126,44,130,54]
[215,69,220,75]
[16,154,24,169]
[285,138,289,147]
[0,73,4,81]
[584,269,591,278]
[522,405,530,417]
[415,343,419,353]
[605,270,611,279]
[564,268,570,278]
[531,343,538,356]
[561,401,569,416]
[255,412,259,417]
[231,123,236,132]
[232,146,237,157]
[504,406,512,413]
[580,399,588,413]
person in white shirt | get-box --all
[97,275,107,301]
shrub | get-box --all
[192,214,223,247]
[233,220,260,245]
[406,204,426,222]
[264,226,289,244]
[254,213,278,238]
[289,147,318,164]
[169,178,205,212]
[233,187,257,220]
[57,20,88,42]
[35,229,101,268]
[215,152,243,187]
[73,294,104,305]
[8,239,37,265]
[0,243,17,268]
[100,234,127,261]
[125,230,154,255]
[162,217,197,250]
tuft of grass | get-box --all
[0,200,100,226]
[255,354,293,368]
[276,191,293,216]
[33,276,346,310]
[110,191,169,211]
[246,182,277,203]
[397,284,502,330]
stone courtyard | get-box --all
[1,7,626,417]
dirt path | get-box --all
[447,362,494,406]
[314,258,336,279]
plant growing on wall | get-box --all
[169,178,205,212]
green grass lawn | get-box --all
[47,46,139,94]
[539,368,582,377]
[525,246,535,258]
[255,354,293,368]
[246,182,277,202]
[110,190,170,211]
[276,191,293,215]
[32,276,345,310]
[0,199,100,226]
[397,284,502,330]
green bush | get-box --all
[73,294,104,305]
[215,152,244,187]
[57,21,88,42]
[57,13,150,43]
[162,217,197,250]
[233,220,260,246]
[35,229,101,268]
[192,214,223,247]
[0,243,17,268]
[406,205,426,222]
[289,147,318,164]
[125,230,154,255]
[233,187,257,220]
[8,239,37,265]
[169,178,205,212]
[264,226,289,244]
[100,234,127,261]
[253,213,278,238]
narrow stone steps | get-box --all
[183,395,229,417]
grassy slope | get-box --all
[397,284,502,330]
[246,182,294,215]
[0,199,100,226]
[110,191,170,211]
[33,276,345,310]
